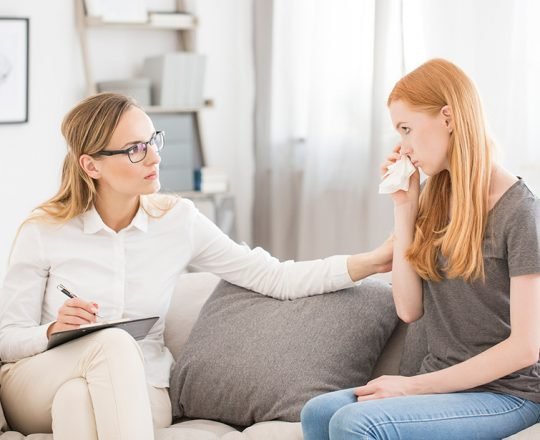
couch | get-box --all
[0,272,538,439]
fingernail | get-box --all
[91,307,98,314]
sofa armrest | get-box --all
[164,272,220,360]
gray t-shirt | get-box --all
[419,179,540,403]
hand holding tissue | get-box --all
[378,156,417,194]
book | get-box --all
[47,316,159,350]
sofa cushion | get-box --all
[0,397,7,432]
[220,421,302,440]
[156,419,237,440]
[169,278,398,427]
[239,421,303,440]
[164,272,220,360]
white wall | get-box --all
[0,0,255,282]
[0,1,84,282]
[195,0,255,246]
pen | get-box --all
[57,284,103,318]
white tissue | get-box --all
[378,156,416,194]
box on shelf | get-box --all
[96,78,151,106]
[142,52,206,108]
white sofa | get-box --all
[0,272,538,439]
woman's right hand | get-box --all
[47,298,99,338]
[380,144,420,208]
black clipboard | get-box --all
[47,316,159,350]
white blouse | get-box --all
[0,197,355,387]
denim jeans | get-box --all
[300,388,540,440]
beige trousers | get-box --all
[0,328,172,440]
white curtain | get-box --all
[254,0,403,260]
[403,0,540,193]
[254,0,540,261]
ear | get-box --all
[79,154,102,180]
[441,105,454,132]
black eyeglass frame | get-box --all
[95,131,165,163]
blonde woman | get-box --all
[301,59,540,439]
[0,93,392,440]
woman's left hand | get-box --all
[354,375,419,402]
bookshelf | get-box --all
[74,0,207,168]
[74,0,237,237]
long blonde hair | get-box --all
[30,92,175,224]
[388,59,492,281]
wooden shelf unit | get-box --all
[75,0,208,168]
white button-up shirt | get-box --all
[0,197,355,387]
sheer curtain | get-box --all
[254,0,540,261]
[254,0,403,260]
[403,0,540,193]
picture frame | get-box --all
[0,17,29,124]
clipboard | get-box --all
[47,316,159,350]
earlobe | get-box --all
[79,154,101,179]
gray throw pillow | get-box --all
[169,278,398,427]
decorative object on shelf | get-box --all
[96,78,151,106]
[143,52,206,108]
[0,17,29,124]
[84,0,147,23]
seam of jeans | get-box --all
[365,398,527,436]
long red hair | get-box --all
[388,59,492,281]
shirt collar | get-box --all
[82,205,149,234]
[130,206,149,232]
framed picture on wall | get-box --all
[0,17,29,124]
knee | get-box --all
[88,328,141,353]
[83,328,144,364]
[301,393,335,425]
[329,405,374,439]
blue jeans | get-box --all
[300,388,540,440]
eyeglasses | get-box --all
[95,131,165,164]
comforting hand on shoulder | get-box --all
[354,375,419,402]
